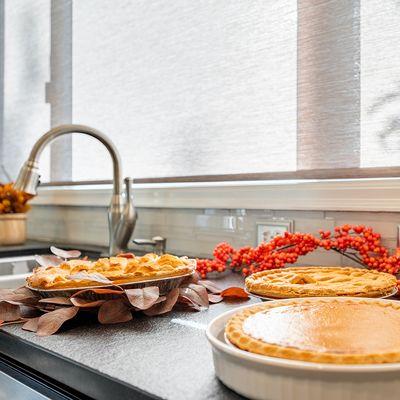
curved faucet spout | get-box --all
[15,124,137,255]
[25,124,122,195]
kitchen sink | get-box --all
[0,246,103,289]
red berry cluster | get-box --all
[196,243,233,277]
[196,224,400,279]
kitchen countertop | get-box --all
[0,274,258,400]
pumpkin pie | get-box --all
[225,298,400,364]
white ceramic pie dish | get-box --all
[206,298,400,400]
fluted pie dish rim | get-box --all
[245,266,397,298]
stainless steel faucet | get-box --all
[14,124,137,256]
[132,236,167,255]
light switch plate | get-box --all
[256,220,294,245]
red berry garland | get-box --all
[196,224,400,279]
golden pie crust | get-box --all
[245,266,397,298]
[27,253,194,290]
[225,298,400,364]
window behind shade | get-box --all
[0,0,399,184]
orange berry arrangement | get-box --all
[0,182,32,214]
[197,224,400,279]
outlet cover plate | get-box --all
[256,220,294,245]
[398,225,400,248]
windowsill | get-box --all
[31,178,400,212]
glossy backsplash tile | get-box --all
[27,205,400,266]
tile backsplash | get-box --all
[27,205,400,266]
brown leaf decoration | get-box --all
[0,288,14,298]
[188,284,209,305]
[38,297,72,306]
[0,292,38,306]
[14,286,39,296]
[154,296,167,304]
[184,271,200,285]
[20,306,41,319]
[22,317,40,332]
[220,287,249,300]
[178,284,209,310]
[125,287,159,310]
[144,288,179,316]
[36,307,79,336]
[178,295,202,311]
[0,319,25,327]
[34,255,63,267]
[208,293,223,303]
[0,301,21,322]
[67,272,112,285]
[98,299,132,324]
[198,280,222,294]
[70,297,106,308]
[50,246,81,259]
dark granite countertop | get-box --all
[0,273,259,400]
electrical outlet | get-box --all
[256,220,293,245]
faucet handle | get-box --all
[132,236,167,255]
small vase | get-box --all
[0,213,27,246]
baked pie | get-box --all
[27,253,194,290]
[225,298,400,364]
[245,266,397,298]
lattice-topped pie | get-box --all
[225,298,400,364]
[27,253,194,289]
[245,266,397,298]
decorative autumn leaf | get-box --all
[0,319,25,327]
[184,271,200,285]
[208,294,223,303]
[116,252,135,259]
[67,272,112,285]
[22,317,40,332]
[178,298,202,311]
[20,306,41,319]
[0,291,38,306]
[0,301,21,322]
[197,280,222,294]
[35,255,63,268]
[178,285,209,311]
[70,297,106,308]
[178,286,208,311]
[188,284,209,307]
[125,287,159,310]
[144,288,179,316]
[36,307,79,336]
[38,297,72,306]
[98,299,132,324]
[154,296,167,304]
[0,288,14,298]
[220,287,249,300]
[50,246,81,260]
[13,286,39,297]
